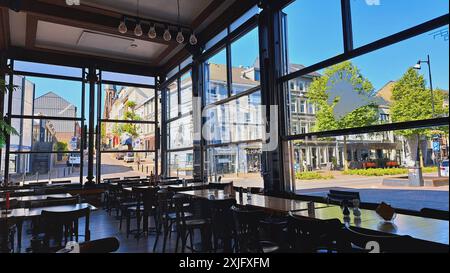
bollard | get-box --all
[146,166,149,174]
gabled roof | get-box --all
[34,91,73,107]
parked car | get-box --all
[441,160,449,177]
[66,153,81,166]
[123,152,134,163]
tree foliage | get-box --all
[0,79,19,148]
[391,68,448,137]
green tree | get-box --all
[118,100,141,150]
[307,61,379,171]
[0,79,18,148]
[390,68,448,167]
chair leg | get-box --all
[126,211,131,238]
[119,208,123,230]
[189,230,195,253]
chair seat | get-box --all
[120,201,137,207]
[127,205,144,212]
[185,218,210,227]
[165,212,193,220]
[260,241,280,253]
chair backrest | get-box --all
[420,208,449,220]
[133,186,159,212]
[79,237,120,253]
[103,177,121,183]
[124,176,141,180]
[51,180,72,185]
[209,199,236,233]
[172,194,192,229]
[41,207,91,248]
[0,198,18,210]
[287,212,343,253]
[342,226,417,253]
[328,190,360,204]
[210,181,234,192]
[248,187,264,194]
[230,205,265,253]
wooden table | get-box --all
[1,203,97,249]
[180,189,328,214]
[292,205,449,245]
[0,193,72,203]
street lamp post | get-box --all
[413,54,441,177]
[413,54,435,117]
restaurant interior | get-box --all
[0,0,449,254]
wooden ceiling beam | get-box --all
[6,46,160,76]
[0,7,10,50]
[25,14,37,49]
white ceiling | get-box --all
[35,20,168,63]
[81,0,214,26]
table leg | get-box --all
[17,219,23,251]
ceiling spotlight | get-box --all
[148,24,157,39]
[176,30,184,44]
[134,22,143,37]
[118,19,128,34]
[163,27,172,41]
[189,32,198,45]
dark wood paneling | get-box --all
[25,14,38,49]
[0,7,9,50]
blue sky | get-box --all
[20,0,449,117]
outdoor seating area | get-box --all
[0,0,449,259]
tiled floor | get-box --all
[15,209,198,253]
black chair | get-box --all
[209,181,234,193]
[173,195,211,253]
[327,190,360,205]
[131,186,160,238]
[0,207,18,253]
[153,189,177,252]
[420,208,449,220]
[341,226,420,253]
[287,212,342,253]
[51,180,72,185]
[209,199,236,252]
[39,207,91,251]
[0,198,19,210]
[231,205,279,253]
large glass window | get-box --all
[203,25,263,187]
[351,0,449,47]
[280,0,449,213]
[282,0,344,70]
[99,76,158,180]
[288,125,449,211]
[205,48,228,104]
[165,70,194,178]
[286,28,449,136]
[4,66,85,185]
[231,28,260,95]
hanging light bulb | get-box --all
[189,32,198,45]
[163,27,172,41]
[118,19,127,34]
[148,24,157,39]
[134,21,143,37]
[176,29,184,44]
